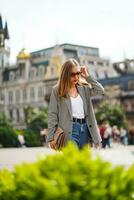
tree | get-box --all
[0,127,18,147]
[27,107,48,132]
[23,106,35,126]
[0,112,18,147]
[0,112,11,127]
[23,107,48,146]
[95,100,128,128]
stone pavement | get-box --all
[0,145,134,170]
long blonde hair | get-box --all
[57,58,91,98]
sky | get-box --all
[1,0,134,63]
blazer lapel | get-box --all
[65,96,72,118]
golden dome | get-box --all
[17,48,31,60]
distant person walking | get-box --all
[18,134,25,147]
[103,123,112,148]
[46,58,104,149]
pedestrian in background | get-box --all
[103,123,112,148]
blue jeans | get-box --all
[71,122,91,149]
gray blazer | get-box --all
[46,75,104,145]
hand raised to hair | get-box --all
[80,66,89,78]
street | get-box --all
[0,145,134,170]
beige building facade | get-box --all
[0,16,116,129]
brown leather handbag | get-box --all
[49,127,65,150]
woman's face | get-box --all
[69,65,81,86]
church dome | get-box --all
[17,48,31,60]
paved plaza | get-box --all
[0,145,134,170]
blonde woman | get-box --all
[47,59,104,149]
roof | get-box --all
[31,43,99,54]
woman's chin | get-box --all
[73,80,78,84]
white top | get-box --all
[70,94,85,118]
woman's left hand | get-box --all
[80,66,89,78]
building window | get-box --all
[16,70,21,80]
[80,48,88,55]
[23,89,27,101]
[9,91,13,104]
[9,109,13,121]
[97,62,104,67]
[16,109,20,122]
[38,86,43,98]
[9,72,15,81]
[30,88,35,100]
[38,66,44,77]
[29,70,35,80]
[51,66,55,76]
[15,90,20,103]
[0,91,4,102]
[92,48,99,56]
[88,61,94,65]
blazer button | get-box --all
[89,125,92,128]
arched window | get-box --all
[9,109,13,120]
[38,86,43,98]
[15,90,20,103]
[29,69,35,80]
[16,109,20,122]
[30,87,35,100]
[9,72,15,81]
[23,89,27,101]
[38,66,44,77]
[8,91,13,104]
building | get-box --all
[113,58,134,75]
[92,63,134,125]
[0,15,115,129]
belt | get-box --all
[73,117,86,124]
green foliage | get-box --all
[28,107,48,132]
[95,101,128,128]
[23,106,35,125]
[24,129,42,147]
[0,143,134,200]
[0,169,16,200]
[0,126,18,147]
[15,129,25,135]
[0,112,11,127]
[24,106,48,130]
[0,112,18,147]
[23,106,48,147]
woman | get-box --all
[46,58,104,149]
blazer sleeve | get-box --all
[85,74,105,96]
[46,87,58,142]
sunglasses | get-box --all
[70,71,82,77]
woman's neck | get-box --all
[68,85,78,96]
[70,84,76,89]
